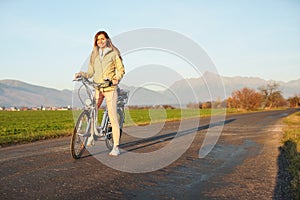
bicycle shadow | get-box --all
[119,118,236,152]
[78,118,236,159]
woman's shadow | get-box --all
[273,140,298,200]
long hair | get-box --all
[90,31,122,66]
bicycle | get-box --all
[70,76,129,159]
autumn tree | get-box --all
[202,101,212,109]
[258,82,286,109]
[230,87,262,111]
[226,97,236,109]
[287,95,300,107]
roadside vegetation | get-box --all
[227,82,295,111]
[282,111,300,199]
[187,82,299,112]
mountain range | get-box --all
[1,72,299,107]
[0,80,72,107]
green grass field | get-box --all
[124,108,226,126]
[0,110,74,146]
[282,111,300,199]
[0,108,228,146]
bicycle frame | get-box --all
[76,77,110,138]
[71,76,129,158]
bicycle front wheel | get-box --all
[70,111,90,159]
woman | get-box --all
[75,31,125,156]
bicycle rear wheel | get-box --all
[70,111,90,159]
[105,109,124,150]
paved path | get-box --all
[0,109,296,199]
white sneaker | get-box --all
[109,147,120,156]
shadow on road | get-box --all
[119,118,236,152]
[273,140,296,200]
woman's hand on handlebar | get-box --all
[74,72,82,80]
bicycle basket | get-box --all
[117,89,129,106]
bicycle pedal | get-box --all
[98,135,107,141]
[95,132,104,137]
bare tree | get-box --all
[258,82,286,109]
[230,87,262,111]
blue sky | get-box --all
[0,0,299,90]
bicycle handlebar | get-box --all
[73,76,113,88]
[74,76,129,108]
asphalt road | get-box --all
[0,109,297,200]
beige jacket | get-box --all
[80,47,125,92]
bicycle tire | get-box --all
[105,109,124,150]
[70,111,90,159]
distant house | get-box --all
[57,107,69,111]
[6,107,19,111]
[20,107,29,111]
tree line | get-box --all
[187,82,300,111]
